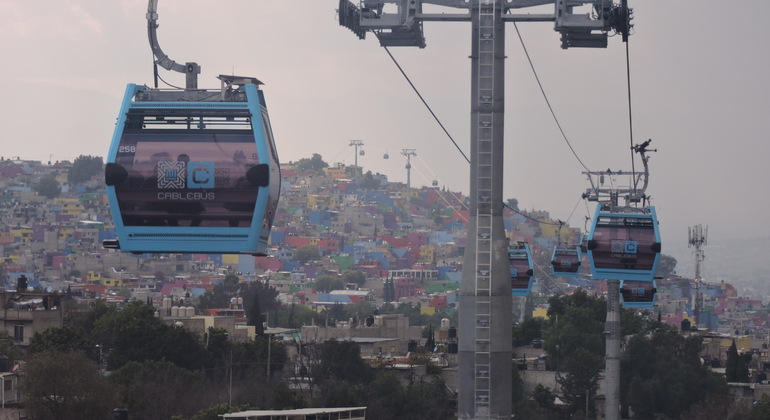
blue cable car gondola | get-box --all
[551,246,581,277]
[586,204,661,307]
[508,242,534,297]
[619,280,657,308]
[103,76,280,255]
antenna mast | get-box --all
[688,224,708,328]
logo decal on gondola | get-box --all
[611,240,638,254]
[157,161,186,189]
[187,162,215,189]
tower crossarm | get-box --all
[340,0,629,48]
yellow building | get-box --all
[325,166,348,179]
[102,278,124,287]
[419,246,435,263]
[307,194,338,210]
[86,271,102,284]
[53,197,84,217]
[58,227,75,241]
[9,228,32,244]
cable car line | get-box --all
[512,22,591,173]
[382,46,470,164]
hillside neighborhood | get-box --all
[2,155,770,417]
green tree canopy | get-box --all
[110,360,207,420]
[620,326,727,419]
[21,350,117,420]
[359,170,381,190]
[557,347,603,416]
[314,274,344,293]
[294,245,320,263]
[28,325,97,360]
[91,301,207,370]
[316,339,373,383]
[0,332,23,363]
[33,174,61,198]
[341,269,366,287]
[296,153,328,174]
[68,154,103,184]
[657,254,678,278]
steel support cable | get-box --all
[625,39,637,192]
[512,22,592,173]
[383,39,579,227]
[383,46,470,164]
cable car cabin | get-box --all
[551,247,581,277]
[508,243,534,297]
[620,280,657,308]
[586,205,661,282]
[103,79,280,255]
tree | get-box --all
[294,245,320,263]
[248,290,265,336]
[21,350,117,420]
[750,395,770,420]
[359,170,381,190]
[531,384,557,410]
[544,290,606,370]
[725,339,750,383]
[557,347,603,416]
[341,269,366,287]
[33,174,61,198]
[28,325,96,360]
[68,155,103,184]
[296,153,328,174]
[314,274,344,293]
[506,198,519,211]
[725,339,740,382]
[656,254,678,278]
[620,326,727,419]
[0,333,23,364]
[513,316,546,347]
[314,339,374,385]
[110,360,208,420]
[91,301,207,370]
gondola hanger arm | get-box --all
[147,0,200,89]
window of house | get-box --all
[13,325,23,343]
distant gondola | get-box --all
[103,76,280,254]
[619,280,657,308]
[508,242,534,297]
[551,246,581,277]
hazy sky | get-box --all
[1,0,769,275]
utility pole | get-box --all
[339,2,632,418]
[688,224,708,328]
[349,139,364,167]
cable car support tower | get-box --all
[340,1,633,418]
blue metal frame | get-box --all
[586,204,661,282]
[105,84,274,254]
[550,246,581,278]
[509,243,534,297]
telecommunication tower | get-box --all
[339,1,632,418]
[401,149,417,213]
[688,224,708,327]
